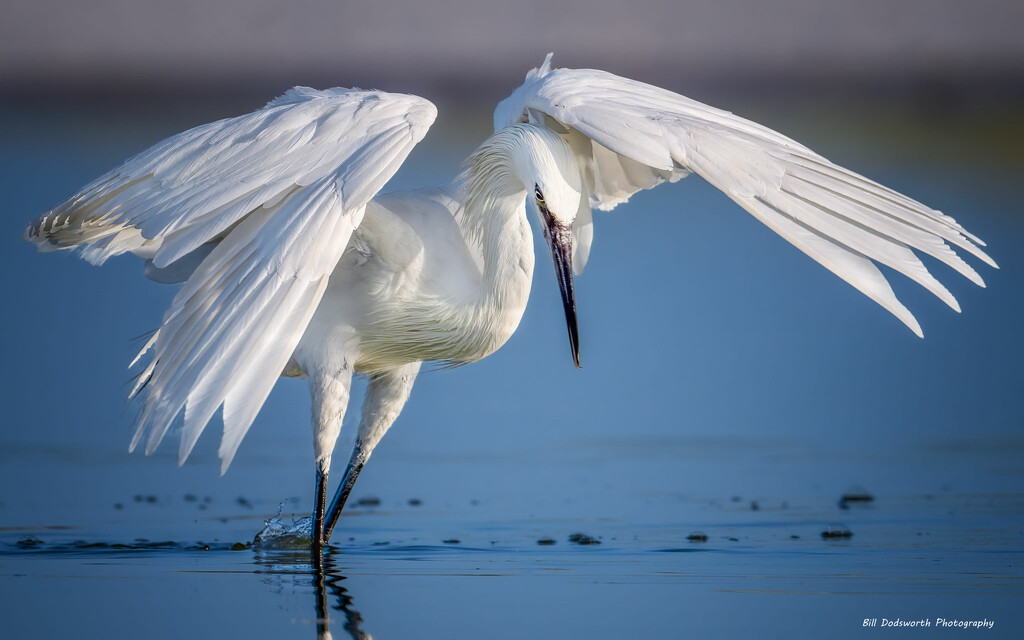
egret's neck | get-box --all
[457,127,549,321]
[460,181,534,308]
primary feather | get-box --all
[495,54,996,333]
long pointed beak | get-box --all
[544,220,580,368]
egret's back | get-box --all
[295,184,490,376]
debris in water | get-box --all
[237,496,253,509]
[408,498,422,506]
[442,538,461,544]
[7,538,255,552]
[839,488,875,509]
[356,496,381,507]
[687,532,708,542]
[537,538,556,546]
[842,489,873,502]
[183,494,198,502]
[821,524,853,539]
[568,533,601,545]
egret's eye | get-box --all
[534,185,545,205]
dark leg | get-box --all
[323,443,367,541]
[323,362,421,542]
[312,466,328,555]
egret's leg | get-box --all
[309,361,353,553]
[324,362,421,540]
[312,467,329,556]
[323,446,366,540]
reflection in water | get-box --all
[253,548,372,640]
[252,515,371,640]
[313,551,371,640]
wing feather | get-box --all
[27,88,437,267]
[496,57,994,332]
[29,88,436,470]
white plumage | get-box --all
[496,54,994,334]
[25,55,994,551]
[28,88,436,474]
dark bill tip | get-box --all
[546,224,580,369]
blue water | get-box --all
[1,101,1022,638]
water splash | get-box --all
[253,508,313,550]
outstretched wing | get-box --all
[27,88,437,471]
[495,55,996,335]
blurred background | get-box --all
[3,0,1024,102]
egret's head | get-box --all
[509,126,582,226]
[510,125,583,368]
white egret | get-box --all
[25,54,995,553]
